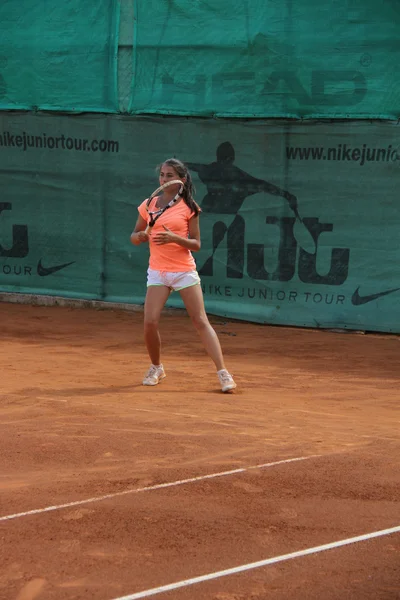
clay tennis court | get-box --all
[0,301,399,600]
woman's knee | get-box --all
[190,312,209,331]
[144,315,160,331]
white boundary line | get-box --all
[111,525,400,600]
[0,455,318,523]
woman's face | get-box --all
[159,163,186,189]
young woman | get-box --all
[130,158,236,393]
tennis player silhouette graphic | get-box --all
[187,142,299,217]
[186,142,309,277]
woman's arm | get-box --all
[130,214,149,245]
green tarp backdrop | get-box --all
[0,0,398,118]
[0,112,399,332]
[130,0,400,118]
[0,0,119,112]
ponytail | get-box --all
[181,170,200,216]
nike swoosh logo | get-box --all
[37,259,75,277]
[351,286,400,306]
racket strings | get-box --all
[143,180,184,235]
[146,185,183,228]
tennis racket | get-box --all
[144,180,184,235]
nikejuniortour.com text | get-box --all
[286,143,399,166]
[0,131,119,154]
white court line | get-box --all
[0,455,318,523]
[111,525,400,600]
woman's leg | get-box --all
[143,285,171,365]
[180,283,236,391]
[179,283,226,371]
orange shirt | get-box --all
[138,197,197,272]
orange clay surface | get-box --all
[0,302,399,600]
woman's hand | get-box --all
[152,225,178,245]
[130,230,149,245]
[137,231,149,243]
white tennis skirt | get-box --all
[147,268,201,292]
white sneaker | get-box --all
[143,364,166,386]
[217,369,237,393]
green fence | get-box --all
[0,112,399,332]
[0,0,399,118]
[0,0,119,112]
[130,0,400,118]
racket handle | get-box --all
[144,224,151,236]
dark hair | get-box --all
[159,158,200,217]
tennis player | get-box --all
[130,158,237,393]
